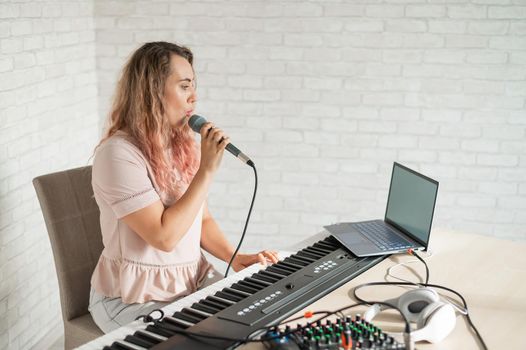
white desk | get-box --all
[241,230,526,350]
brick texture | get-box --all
[0,0,99,349]
[93,0,525,261]
[1,0,525,348]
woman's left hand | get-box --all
[231,250,279,272]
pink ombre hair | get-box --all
[99,42,199,199]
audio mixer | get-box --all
[262,314,405,350]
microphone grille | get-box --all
[188,114,207,133]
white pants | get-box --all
[89,268,223,333]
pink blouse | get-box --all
[90,130,212,304]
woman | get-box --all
[88,41,278,333]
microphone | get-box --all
[188,114,254,167]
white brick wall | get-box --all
[94,0,526,250]
[0,0,99,348]
[1,0,525,348]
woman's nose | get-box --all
[189,87,197,104]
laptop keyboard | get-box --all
[355,221,412,251]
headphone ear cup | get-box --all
[413,302,456,343]
[398,288,440,323]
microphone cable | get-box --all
[224,162,257,278]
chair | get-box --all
[33,166,104,349]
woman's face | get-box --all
[164,54,197,129]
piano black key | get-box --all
[276,261,302,272]
[148,320,188,337]
[192,301,220,314]
[252,272,278,284]
[172,311,202,324]
[231,282,259,294]
[111,340,145,350]
[284,256,310,266]
[238,279,265,291]
[305,246,329,257]
[288,254,315,265]
[298,249,322,259]
[146,324,175,338]
[215,290,244,302]
[323,236,340,247]
[273,262,297,272]
[223,286,251,298]
[160,319,191,333]
[106,343,126,350]
[257,270,282,282]
[182,307,212,321]
[295,251,318,262]
[314,240,336,249]
[124,334,154,348]
[105,344,122,350]
[134,330,165,344]
[266,265,292,276]
[199,298,227,311]
[207,295,235,306]
[280,259,305,269]
[313,242,335,253]
[273,262,298,273]
[245,276,272,287]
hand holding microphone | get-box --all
[189,114,254,167]
[197,120,230,174]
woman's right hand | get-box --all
[198,122,230,175]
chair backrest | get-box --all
[33,166,103,321]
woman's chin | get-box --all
[169,117,188,130]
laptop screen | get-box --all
[385,163,439,248]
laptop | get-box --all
[324,162,439,257]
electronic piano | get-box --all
[78,234,385,350]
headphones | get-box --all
[363,287,456,343]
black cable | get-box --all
[409,249,429,284]
[352,281,487,350]
[224,162,257,277]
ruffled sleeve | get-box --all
[93,141,160,219]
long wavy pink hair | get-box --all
[98,42,199,200]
